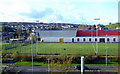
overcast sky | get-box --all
[0,0,119,25]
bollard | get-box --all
[81,56,84,73]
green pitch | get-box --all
[2,43,118,55]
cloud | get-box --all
[0,0,118,24]
[20,8,54,19]
[52,14,64,21]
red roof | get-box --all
[76,30,120,36]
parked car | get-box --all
[74,65,99,70]
[74,65,89,70]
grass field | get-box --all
[2,43,118,56]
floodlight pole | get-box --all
[106,35,107,66]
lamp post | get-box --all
[47,58,50,72]
[96,25,98,56]
[94,18,100,56]
[106,35,107,66]
[0,40,2,73]
[36,21,39,55]
[36,32,38,55]
[31,37,33,72]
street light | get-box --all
[94,18,100,56]
[36,32,39,55]
[106,35,108,66]
[36,20,39,55]
[47,58,50,72]
[0,56,2,73]
[31,37,33,72]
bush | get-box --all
[22,55,32,61]
[33,55,47,62]
[2,49,6,58]
[50,55,73,72]
[2,58,7,63]
[5,54,11,58]
[11,51,20,61]
[85,55,93,64]
[85,55,106,64]
[72,57,81,64]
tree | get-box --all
[2,26,14,32]
[78,25,81,30]
[11,51,19,60]
[32,36,37,41]
[50,55,73,72]
[92,24,96,30]
[17,26,22,38]
[27,29,32,36]
[2,48,6,57]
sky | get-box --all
[0,0,119,25]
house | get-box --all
[116,27,120,30]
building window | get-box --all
[89,38,91,42]
[38,38,41,41]
[107,38,109,42]
[113,38,116,42]
[95,38,97,42]
[77,38,80,42]
[83,38,85,42]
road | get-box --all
[2,65,118,73]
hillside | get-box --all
[104,23,120,29]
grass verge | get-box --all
[3,61,118,66]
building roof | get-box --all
[76,30,120,36]
[37,30,77,37]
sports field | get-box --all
[2,43,118,55]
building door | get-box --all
[100,38,105,43]
[59,38,64,43]
[72,38,74,42]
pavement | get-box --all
[1,65,118,73]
